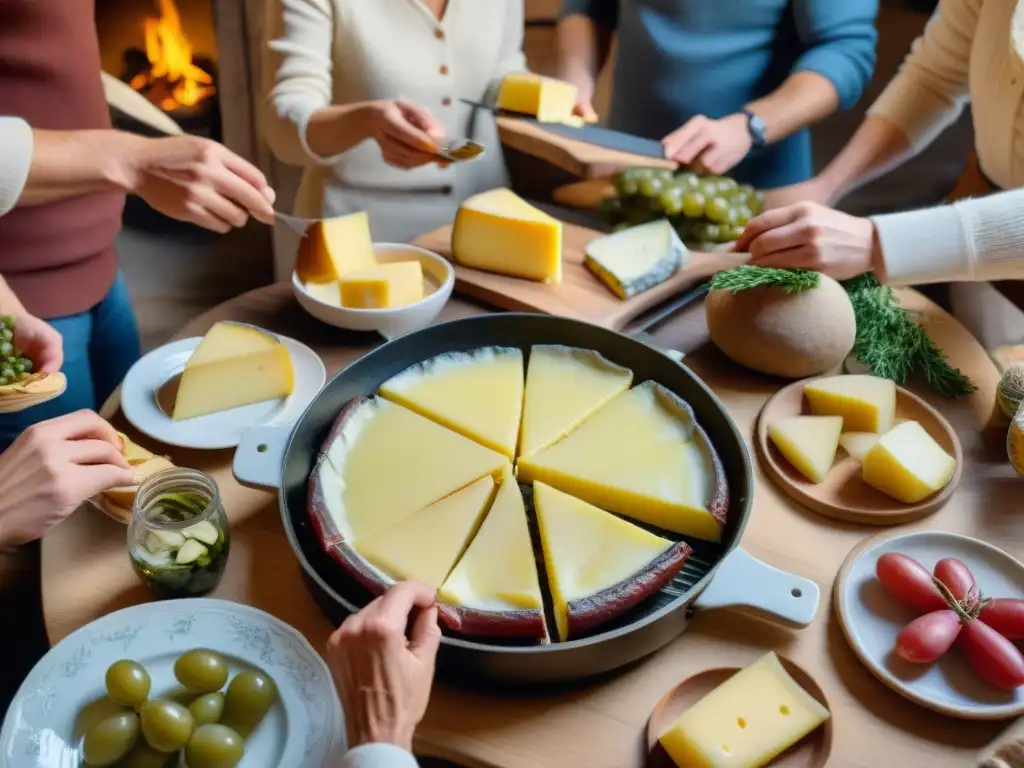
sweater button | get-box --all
[440,64,449,75]
[441,96,452,106]
[434,29,444,40]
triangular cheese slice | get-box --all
[768,416,843,483]
[294,211,375,284]
[517,382,728,542]
[356,475,496,589]
[519,345,633,458]
[379,347,524,459]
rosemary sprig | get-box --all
[708,265,820,294]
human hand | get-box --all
[9,312,62,373]
[760,177,836,211]
[662,113,752,175]
[734,202,880,281]
[369,99,446,171]
[326,581,441,752]
[0,411,132,547]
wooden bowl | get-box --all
[756,379,962,525]
[645,657,832,767]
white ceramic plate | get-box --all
[0,599,345,767]
[122,335,326,450]
[834,530,1024,720]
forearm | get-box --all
[18,129,137,208]
[746,71,839,145]
[303,102,379,160]
[0,275,26,315]
[555,14,612,92]
[815,115,913,203]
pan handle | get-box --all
[694,547,820,628]
[232,425,289,490]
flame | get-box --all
[129,0,215,111]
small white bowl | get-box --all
[292,243,455,338]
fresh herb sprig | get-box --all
[708,265,820,294]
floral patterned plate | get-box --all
[0,598,345,767]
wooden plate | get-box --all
[645,657,832,767]
[756,379,962,525]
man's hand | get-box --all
[10,313,62,373]
[369,99,446,171]
[327,581,441,753]
[761,177,836,211]
[662,114,752,175]
[0,411,132,547]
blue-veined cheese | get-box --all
[584,219,687,300]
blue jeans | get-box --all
[0,272,141,452]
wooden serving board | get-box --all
[413,222,747,331]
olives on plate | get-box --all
[120,741,176,768]
[82,711,139,766]
[186,724,245,768]
[105,659,151,707]
[139,699,194,753]
[189,691,226,726]
[175,649,229,694]
[221,670,277,737]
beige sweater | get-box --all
[260,0,527,244]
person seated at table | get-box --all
[554,0,878,189]
[260,0,529,245]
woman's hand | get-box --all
[0,411,132,547]
[761,177,836,211]
[10,312,63,373]
[369,99,446,170]
[662,114,752,175]
[327,580,441,752]
[735,202,881,281]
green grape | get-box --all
[659,187,685,216]
[676,172,700,188]
[0,328,12,343]
[12,360,26,375]
[736,184,756,198]
[681,191,707,219]
[723,224,746,242]
[750,190,766,214]
[716,177,739,194]
[673,217,695,241]
[0,341,12,358]
[705,197,732,224]
[652,168,675,183]
[698,179,719,199]
[691,221,721,243]
[595,196,624,223]
[637,177,665,198]
[0,315,15,330]
[0,367,15,381]
[16,357,32,374]
[733,205,753,226]
[614,177,639,196]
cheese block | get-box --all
[584,219,687,299]
[803,374,896,433]
[767,416,843,484]
[294,211,375,284]
[658,652,830,768]
[451,188,562,283]
[172,321,295,421]
[862,420,956,503]
[497,73,577,124]
[839,431,880,462]
[519,346,633,458]
[379,347,524,459]
[303,280,342,307]
[339,260,424,309]
[438,466,548,641]
[355,475,496,589]
[517,382,728,542]
[533,482,691,641]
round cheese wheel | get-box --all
[705,274,856,379]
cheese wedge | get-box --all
[451,188,562,283]
[116,431,155,466]
[379,347,524,459]
[303,280,342,307]
[767,416,843,483]
[517,382,728,541]
[584,219,687,299]
[497,73,577,124]
[356,475,496,589]
[839,431,880,462]
[803,374,896,433]
[294,211,375,284]
[339,260,424,309]
[534,482,689,641]
[658,652,830,768]
[172,322,295,420]
[862,420,956,503]
[519,345,633,458]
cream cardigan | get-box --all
[260,0,527,244]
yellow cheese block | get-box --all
[497,73,577,124]
[767,416,842,483]
[451,188,562,284]
[356,475,496,589]
[320,397,509,542]
[803,374,896,433]
[172,321,295,421]
[294,211,375,284]
[533,482,672,641]
[862,420,956,503]
[517,381,727,541]
[439,466,544,611]
[519,345,633,458]
[339,261,424,309]
[379,347,524,459]
[659,652,830,768]
[302,280,342,307]
[839,431,880,462]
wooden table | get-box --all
[41,284,1024,768]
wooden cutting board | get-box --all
[413,222,747,331]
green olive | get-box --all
[185,724,245,768]
[189,692,226,726]
[680,191,706,219]
[76,696,129,737]
[174,649,229,694]
[0,341,13,358]
[220,670,277,737]
[705,197,732,225]
[0,315,14,330]
[105,660,151,707]
[139,699,194,752]
[0,327,12,342]
[0,366,15,381]
[82,711,139,766]
[119,741,176,768]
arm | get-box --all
[0,275,26,315]
[483,0,529,102]
[0,117,33,216]
[556,1,618,119]
[339,744,420,768]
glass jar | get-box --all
[128,468,231,599]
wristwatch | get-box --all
[741,109,767,150]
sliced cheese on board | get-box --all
[767,416,842,484]
[803,374,896,433]
[340,260,424,309]
[451,188,562,283]
[862,420,956,503]
[517,381,728,541]
[658,652,829,768]
[497,73,577,124]
[379,347,524,459]
[584,219,687,299]
[839,431,880,462]
[356,475,496,588]
[172,321,295,421]
[294,211,375,284]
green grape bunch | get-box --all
[0,314,35,386]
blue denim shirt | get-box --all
[561,0,878,188]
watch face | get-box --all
[747,112,767,147]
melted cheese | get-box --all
[803,374,896,433]
[497,73,578,124]
[294,211,375,284]
[584,219,687,299]
[339,261,424,309]
[767,416,843,484]
[862,420,956,503]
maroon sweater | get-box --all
[0,0,123,319]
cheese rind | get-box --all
[658,652,830,768]
[294,211,375,284]
[497,73,577,124]
[839,431,880,462]
[339,261,424,309]
[584,219,687,299]
[803,374,896,433]
[862,420,956,503]
[767,416,843,483]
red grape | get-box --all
[960,619,1024,690]
[934,558,978,605]
[895,610,962,663]
[979,599,1024,640]
[876,553,947,614]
